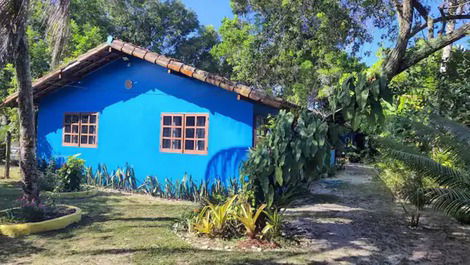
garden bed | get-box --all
[0,205,82,237]
[176,230,286,252]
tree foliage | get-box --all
[389,45,470,126]
[211,0,387,106]
[330,73,392,132]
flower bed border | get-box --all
[43,189,99,199]
[0,205,82,238]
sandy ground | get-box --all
[283,163,470,265]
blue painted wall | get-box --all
[37,57,277,185]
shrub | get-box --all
[56,154,85,192]
[38,159,59,192]
[242,109,331,208]
[0,196,57,223]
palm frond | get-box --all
[385,148,470,189]
[45,0,70,68]
[433,132,470,167]
[0,0,30,65]
[430,114,470,146]
[406,118,470,167]
[428,188,470,221]
[375,137,421,156]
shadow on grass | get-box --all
[0,235,45,264]
[106,217,178,222]
[70,246,310,265]
[0,179,22,210]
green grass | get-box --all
[0,168,304,265]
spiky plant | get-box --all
[379,115,470,224]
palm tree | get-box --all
[0,0,70,205]
[380,115,470,224]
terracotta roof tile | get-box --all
[142,52,159,64]
[180,65,196,77]
[167,60,184,72]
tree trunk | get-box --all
[4,131,11,179]
[15,31,40,204]
[384,0,414,81]
[440,0,463,73]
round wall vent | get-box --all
[125,80,133,89]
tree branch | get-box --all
[409,14,470,37]
[392,0,403,16]
[438,4,447,36]
[412,0,429,20]
[411,0,436,39]
[398,22,470,75]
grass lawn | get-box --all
[0,169,304,265]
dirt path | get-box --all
[283,163,470,265]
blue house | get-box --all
[4,40,294,185]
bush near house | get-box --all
[242,109,331,209]
[38,155,86,193]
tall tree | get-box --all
[46,0,222,73]
[0,0,70,204]
[102,0,199,54]
[214,0,469,108]
[171,26,227,74]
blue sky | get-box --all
[181,0,232,29]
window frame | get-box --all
[160,113,209,155]
[160,113,184,153]
[62,112,99,148]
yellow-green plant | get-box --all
[192,207,213,235]
[236,203,266,239]
[205,195,237,231]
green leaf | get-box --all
[267,185,274,208]
[380,84,393,104]
[358,87,369,110]
[275,166,283,186]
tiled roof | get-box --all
[3,40,296,109]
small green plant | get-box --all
[188,195,285,241]
[56,154,85,192]
[262,209,284,239]
[236,203,266,239]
